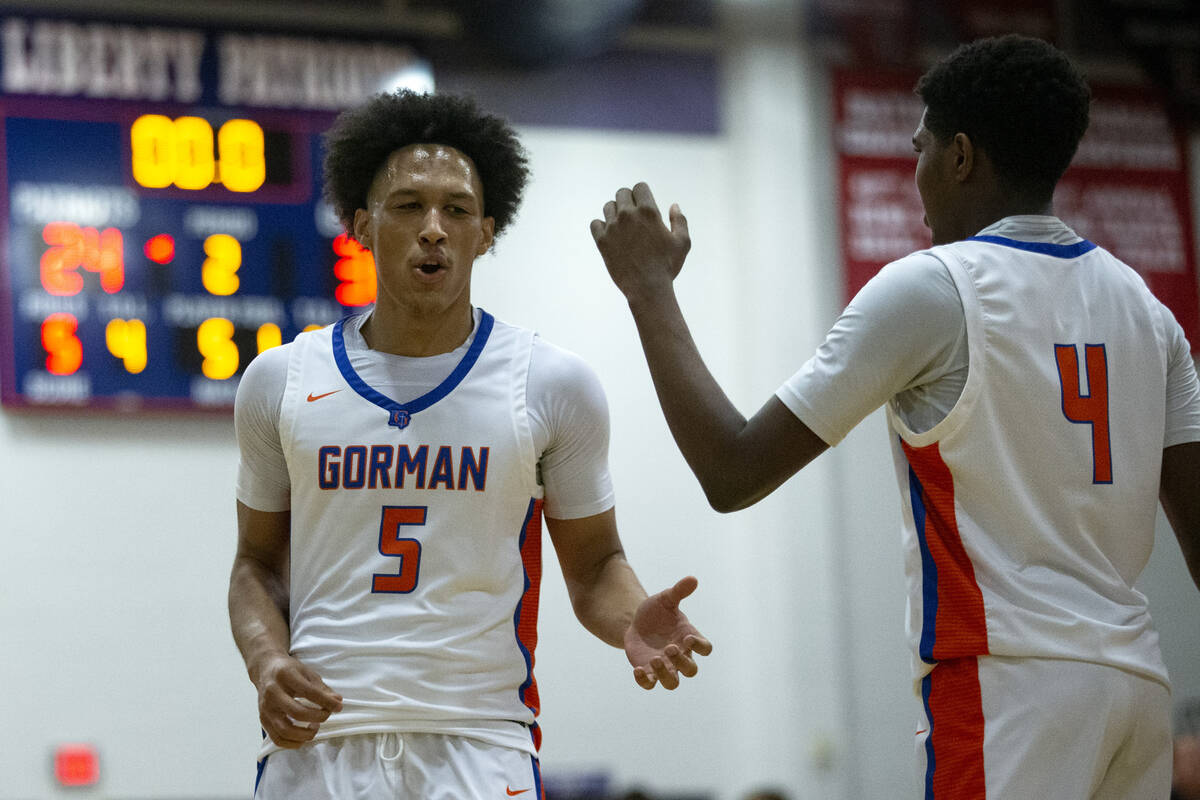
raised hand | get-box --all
[623,575,713,690]
[590,182,691,300]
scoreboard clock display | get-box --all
[0,14,432,411]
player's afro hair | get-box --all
[915,34,1091,203]
[322,90,530,238]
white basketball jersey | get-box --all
[887,235,1172,685]
[273,310,545,756]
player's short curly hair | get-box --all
[322,90,530,238]
[915,34,1091,203]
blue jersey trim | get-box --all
[967,234,1097,259]
[332,310,496,429]
[514,497,538,715]
[908,457,939,665]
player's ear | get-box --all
[953,132,975,182]
[477,216,495,255]
[352,208,371,250]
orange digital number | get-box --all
[197,317,238,380]
[332,233,377,307]
[40,222,124,296]
[42,313,83,375]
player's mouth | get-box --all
[413,254,448,280]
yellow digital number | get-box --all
[218,118,266,193]
[173,116,216,191]
[256,323,282,353]
[197,317,238,380]
[130,114,176,189]
[202,234,241,296]
[131,115,267,193]
[105,318,147,374]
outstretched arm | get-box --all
[1160,441,1200,591]
[547,509,712,690]
[591,183,828,511]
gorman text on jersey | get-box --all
[317,444,489,491]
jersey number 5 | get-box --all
[1054,343,1112,484]
[372,506,424,593]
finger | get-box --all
[288,697,334,723]
[262,687,330,725]
[666,644,699,678]
[632,182,660,215]
[614,187,634,214]
[290,671,343,712]
[651,656,680,690]
[684,633,714,656]
[603,199,617,223]
[264,715,320,748]
[589,218,605,242]
[669,203,691,249]
[633,665,657,690]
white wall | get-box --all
[3,13,1200,800]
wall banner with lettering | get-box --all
[834,69,1200,347]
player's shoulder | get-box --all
[851,248,957,314]
[236,338,298,409]
[531,334,600,377]
[528,334,607,406]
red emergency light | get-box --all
[54,743,100,787]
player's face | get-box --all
[912,109,959,246]
[353,143,495,323]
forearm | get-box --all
[228,556,292,684]
[566,550,647,648]
[1160,441,1200,592]
[625,284,755,506]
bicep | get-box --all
[701,396,828,512]
[234,346,291,511]
[236,501,290,571]
[1161,442,1200,542]
[530,341,615,520]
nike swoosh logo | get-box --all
[506,789,531,796]
[306,390,341,402]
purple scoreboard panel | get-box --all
[0,14,431,411]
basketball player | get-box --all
[591,35,1200,798]
[229,90,711,798]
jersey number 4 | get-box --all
[1054,343,1112,484]
[372,506,424,593]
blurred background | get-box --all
[0,0,1197,798]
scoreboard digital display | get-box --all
[0,15,432,411]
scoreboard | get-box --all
[0,15,432,411]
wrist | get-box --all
[623,277,676,314]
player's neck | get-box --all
[360,303,475,357]
[960,190,1053,241]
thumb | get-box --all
[669,203,690,247]
[663,575,699,608]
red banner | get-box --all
[834,70,1200,346]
